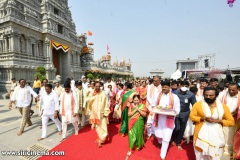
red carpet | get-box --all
[39,123,195,160]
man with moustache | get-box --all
[146,76,162,140]
[9,79,39,136]
[220,82,240,156]
[153,80,180,160]
[196,79,208,101]
[86,82,110,147]
[190,87,234,160]
[38,84,62,141]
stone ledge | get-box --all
[0,92,9,99]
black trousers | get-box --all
[173,111,190,146]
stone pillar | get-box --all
[8,34,13,52]
[14,34,20,53]
[9,34,17,52]
[20,37,25,54]
[3,37,7,52]
[36,40,39,57]
[0,40,2,53]
[45,40,50,62]
[26,37,31,55]
[38,41,42,56]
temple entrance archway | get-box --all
[52,48,69,83]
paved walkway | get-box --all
[0,99,231,160]
[0,100,77,160]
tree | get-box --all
[87,73,94,80]
[34,66,46,82]
[208,69,222,79]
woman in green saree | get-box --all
[126,94,148,159]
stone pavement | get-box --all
[0,99,231,160]
[0,99,78,160]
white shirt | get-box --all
[105,88,113,104]
[39,86,46,96]
[147,84,162,108]
[40,91,59,115]
[71,80,75,91]
[224,92,239,113]
[82,82,89,90]
[60,91,78,114]
[11,86,38,107]
[158,93,180,113]
[104,81,117,93]
[59,91,78,123]
[153,92,180,141]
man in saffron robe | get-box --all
[190,87,234,160]
[86,81,110,147]
[120,82,135,137]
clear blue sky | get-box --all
[68,0,240,77]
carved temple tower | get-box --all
[0,0,84,91]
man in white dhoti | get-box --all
[153,80,180,160]
[190,87,234,160]
[146,76,162,140]
[60,81,79,141]
[38,84,62,141]
[220,82,240,156]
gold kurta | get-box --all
[190,101,234,152]
[86,90,110,143]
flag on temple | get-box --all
[107,44,109,51]
[88,31,92,36]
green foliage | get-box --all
[87,73,94,80]
[36,66,46,75]
[35,66,46,82]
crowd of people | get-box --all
[7,75,240,160]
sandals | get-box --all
[38,138,45,141]
[60,138,66,142]
[17,131,23,136]
[125,151,132,160]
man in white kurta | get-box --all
[9,79,39,136]
[153,81,180,160]
[146,76,162,139]
[38,84,62,141]
[82,76,89,90]
[60,85,79,141]
[220,83,240,156]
